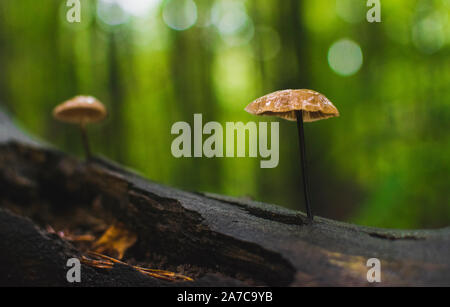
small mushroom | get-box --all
[245,89,339,222]
[53,95,107,159]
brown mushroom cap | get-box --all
[245,89,339,122]
[53,96,107,124]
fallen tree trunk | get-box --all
[0,110,449,286]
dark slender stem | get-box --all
[80,123,91,160]
[296,110,313,222]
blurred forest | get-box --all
[0,0,448,229]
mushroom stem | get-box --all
[79,122,92,160]
[295,110,313,222]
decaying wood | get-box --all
[0,110,449,286]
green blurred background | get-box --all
[0,0,449,229]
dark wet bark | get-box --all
[0,110,449,286]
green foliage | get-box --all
[0,0,448,228]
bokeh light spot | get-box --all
[412,12,445,54]
[116,0,161,17]
[251,26,281,61]
[163,0,198,31]
[211,0,253,46]
[328,39,363,76]
[97,0,129,26]
[211,1,247,35]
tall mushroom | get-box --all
[53,96,107,159]
[245,89,339,222]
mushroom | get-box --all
[53,95,107,159]
[245,89,339,222]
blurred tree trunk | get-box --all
[107,30,128,162]
[169,20,221,191]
